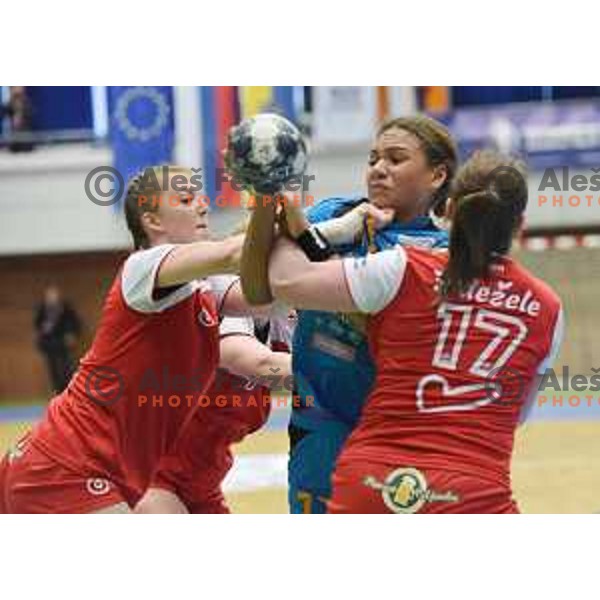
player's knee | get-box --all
[134,488,188,514]
[91,501,132,514]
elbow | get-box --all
[254,352,275,377]
[230,350,272,383]
[269,260,318,308]
[254,351,291,387]
[268,236,311,305]
[268,269,298,306]
[268,248,295,302]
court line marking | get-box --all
[223,453,288,493]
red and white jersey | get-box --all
[31,244,220,502]
[204,275,277,440]
[150,281,276,512]
[341,245,563,484]
[207,307,273,442]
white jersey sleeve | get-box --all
[342,246,408,314]
[207,274,240,313]
[537,307,565,374]
[219,316,255,339]
[121,244,196,313]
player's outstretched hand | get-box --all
[360,203,395,230]
[316,202,394,246]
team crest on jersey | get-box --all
[198,306,218,328]
[86,478,112,497]
[363,467,459,514]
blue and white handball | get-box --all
[225,113,308,194]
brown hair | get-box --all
[377,115,458,214]
[441,150,528,297]
[124,165,189,249]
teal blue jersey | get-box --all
[291,197,449,429]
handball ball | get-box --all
[225,113,308,194]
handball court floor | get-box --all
[1,398,599,513]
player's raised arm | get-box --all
[123,165,246,288]
[268,237,355,311]
[156,235,243,288]
[238,192,318,305]
[268,234,406,314]
[220,333,292,386]
[241,193,395,305]
[239,196,278,305]
[267,201,396,312]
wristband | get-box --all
[296,226,335,262]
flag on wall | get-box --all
[200,86,297,205]
[109,86,174,204]
[239,86,273,118]
[421,86,450,114]
[239,86,296,120]
[199,86,240,207]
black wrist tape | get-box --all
[296,226,335,262]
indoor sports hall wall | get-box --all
[0,145,130,255]
[0,251,125,399]
[516,246,600,377]
[3,142,600,256]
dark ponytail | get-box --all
[441,152,528,297]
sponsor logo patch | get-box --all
[364,467,459,514]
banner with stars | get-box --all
[108,86,174,205]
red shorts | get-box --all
[148,443,231,514]
[329,460,519,514]
[0,434,126,514]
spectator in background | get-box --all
[1,87,34,152]
[34,285,81,394]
